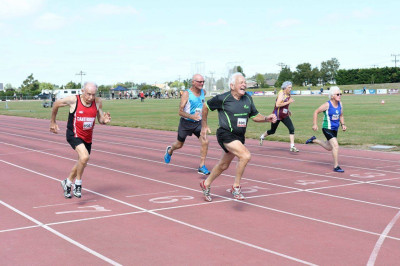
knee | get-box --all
[175,141,184,149]
[79,154,90,164]
[219,162,230,171]
[239,151,251,163]
[202,138,209,146]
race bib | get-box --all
[282,108,288,114]
[332,114,339,120]
[237,118,247,127]
[83,121,94,130]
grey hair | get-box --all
[83,82,98,90]
[329,86,341,99]
[229,72,244,86]
[281,81,292,89]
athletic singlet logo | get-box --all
[243,104,249,109]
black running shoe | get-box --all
[61,179,71,198]
[73,185,82,198]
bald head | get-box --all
[192,74,205,90]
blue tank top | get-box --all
[323,100,341,131]
[183,89,205,122]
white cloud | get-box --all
[90,4,139,16]
[33,13,67,30]
[275,19,301,28]
[201,18,227,26]
[352,7,374,19]
[0,0,44,19]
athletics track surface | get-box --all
[0,115,399,265]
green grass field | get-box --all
[1,93,399,149]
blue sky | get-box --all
[1,0,399,87]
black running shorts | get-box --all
[177,117,202,142]
[216,127,245,153]
[66,129,92,154]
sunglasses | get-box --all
[194,80,205,83]
[336,93,342,96]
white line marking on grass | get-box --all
[367,210,400,266]
[0,199,122,266]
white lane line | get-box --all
[367,210,400,266]
[0,199,122,266]
[2,141,400,213]
[2,157,400,244]
[0,160,315,265]
[2,121,395,163]
[2,129,400,173]
[34,200,98,208]
[126,190,178,198]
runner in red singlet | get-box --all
[50,82,111,199]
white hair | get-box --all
[329,86,341,99]
[281,81,292,89]
[229,72,244,86]
[83,82,98,90]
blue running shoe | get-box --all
[198,165,210,175]
[305,136,316,144]
[333,166,344,173]
[164,146,172,164]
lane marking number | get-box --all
[149,195,194,204]
[56,205,111,215]
[350,172,386,179]
[295,180,328,186]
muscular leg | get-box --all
[169,140,184,155]
[223,140,251,187]
[67,144,90,182]
[198,136,209,167]
[204,151,235,188]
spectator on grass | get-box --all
[259,81,299,152]
[139,91,145,102]
[163,74,211,176]
[305,86,347,173]
[199,73,277,202]
[50,82,111,199]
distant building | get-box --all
[266,79,276,87]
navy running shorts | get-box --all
[322,128,338,141]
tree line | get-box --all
[3,60,400,98]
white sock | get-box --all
[260,134,264,139]
[75,180,82,186]
[291,144,295,148]
[66,178,72,187]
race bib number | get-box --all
[237,118,247,127]
[83,121,94,130]
[332,114,339,120]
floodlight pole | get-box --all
[391,54,400,68]
[76,71,86,88]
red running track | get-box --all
[0,115,399,265]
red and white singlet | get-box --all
[67,95,98,143]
